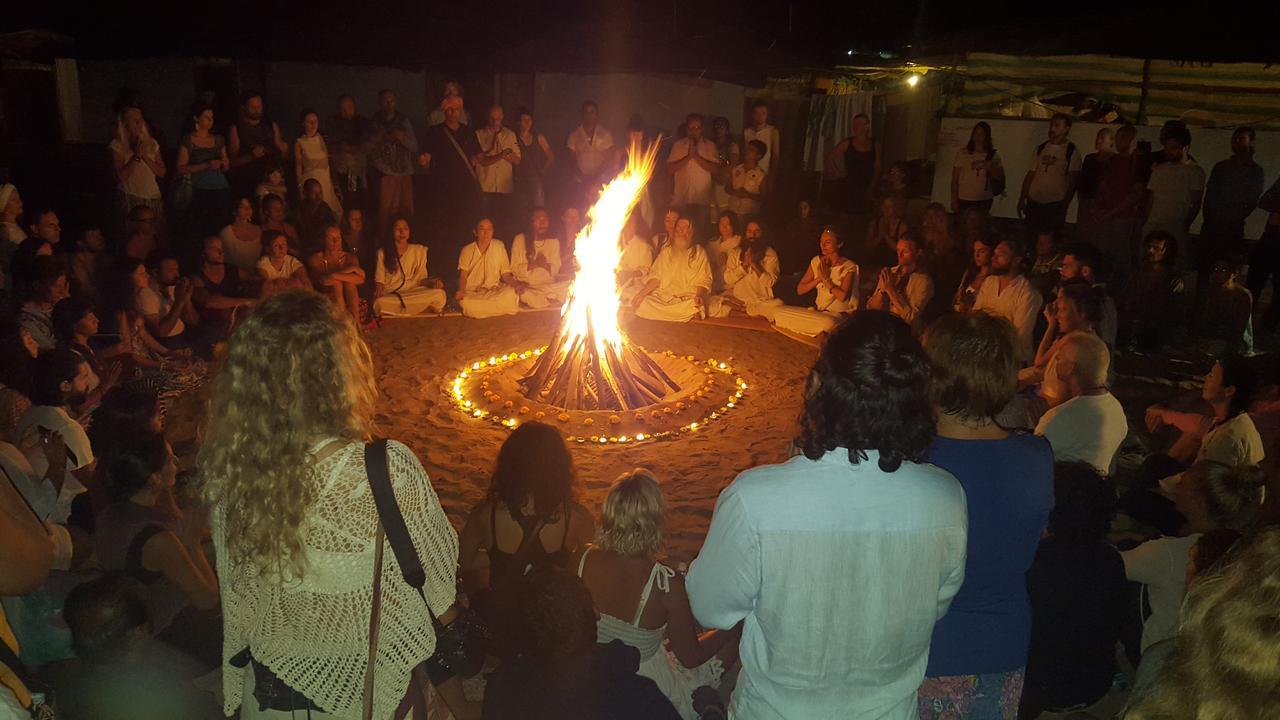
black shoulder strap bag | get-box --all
[364,439,489,685]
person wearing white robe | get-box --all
[456,218,520,318]
[867,236,934,334]
[617,216,655,307]
[373,217,446,317]
[773,226,860,337]
[706,212,743,293]
[709,220,783,320]
[510,209,571,309]
[632,216,712,322]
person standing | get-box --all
[369,89,419,233]
[727,140,768,219]
[666,114,719,229]
[1142,126,1205,277]
[1017,113,1081,238]
[200,290,463,719]
[688,311,967,720]
[566,101,615,208]
[919,311,1055,719]
[329,95,369,218]
[1201,127,1264,277]
[743,101,780,179]
[419,95,482,279]
[825,113,879,221]
[1075,128,1115,236]
[227,93,288,202]
[293,109,342,219]
[1246,174,1280,332]
[973,239,1044,363]
[109,106,167,232]
[175,104,231,249]
[1089,125,1148,278]
[474,105,522,240]
[513,107,555,214]
[950,121,1004,214]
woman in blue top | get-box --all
[919,312,1055,719]
[176,103,231,248]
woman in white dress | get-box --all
[257,230,311,296]
[109,106,166,225]
[509,208,571,309]
[456,218,520,319]
[705,210,742,294]
[219,197,265,271]
[773,225,860,337]
[294,110,342,218]
[631,215,712,323]
[617,214,655,307]
[574,470,739,720]
[710,220,783,320]
[373,216,446,318]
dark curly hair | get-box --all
[515,565,598,660]
[0,321,36,396]
[487,421,576,523]
[796,310,935,472]
[1047,461,1115,544]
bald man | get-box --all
[1035,331,1128,474]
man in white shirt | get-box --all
[136,252,196,349]
[687,311,967,720]
[1018,113,1081,237]
[974,239,1044,362]
[728,140,768,218]
[667,113,720,227]
[1035,331,1127,474]
[566,101,614,206]
[743,101,780,177]
[474,104,521,238]
[1142,126,1205,268]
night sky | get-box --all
[3,0,1276,69]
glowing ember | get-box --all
[519,141,683,410]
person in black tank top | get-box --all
[825,113,879,216]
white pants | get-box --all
[518,279,572,309]
[374,287,447,317]
[636,293,702,322]
[460,285,520,318]
[708,295,783,321]
[772,305,845,336]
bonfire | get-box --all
[518,141,682,410]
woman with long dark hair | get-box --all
[688,311,967,718]
[458,421,595,597]
[372,214,445,318]
[951,121,1005,214]
[509,207,571,309]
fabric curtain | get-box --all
[802,80,873,176]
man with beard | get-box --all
[474,104,521,239]
[137,251,198,350]
[1018,114,1081,239]
[329,95,370,218]
[419,95,482,281]
[974,238,1044,362]
[227,92,288,200]
[370,89,419,232]
[1141,126,1205,276]
[567,101,615,208]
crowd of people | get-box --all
[1,79,1279,720]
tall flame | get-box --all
[560,140,661,351]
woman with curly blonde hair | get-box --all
[200,289,461,719]
[1125,527,1280,720]
[574,469,739,719]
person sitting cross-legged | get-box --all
[307,223,365,324]
[456,218,520,319]
[574,469,740,719]
[510,207,571,309]
[256,229,311,296]
[770,225,858,338]
[631,213,713,323]
[372,214,446,318]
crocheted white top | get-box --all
[212,439,459,718]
